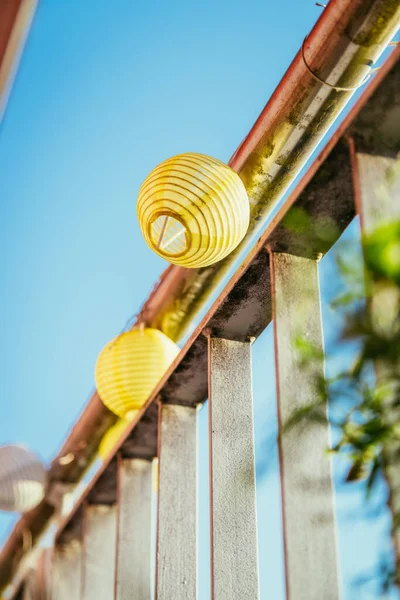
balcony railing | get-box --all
[5,41,399,600]
[1,1,399,598]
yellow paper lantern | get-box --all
[95,328,179,418]
[0,445,46,513]
[98,418,136,460]
[137,153,249,268]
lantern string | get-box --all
[301,35,379,91]
[10,527,32,575]
[10,529,30,574]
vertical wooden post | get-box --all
[156,404,198,600]
[352,151,400,232]
[208,337,259,600]
[271,252,339,600]
[82,504,117,600]
[9,581,24,600]
[350,141,400,573]
[52,540,83,600]
[22,572,35,600]
[35,549,52,600]
[116,457,153,600]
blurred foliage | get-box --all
[285,219,400,593]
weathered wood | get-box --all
[156,404,197,600]
[52,541,83,600]
[116,458,153,600]
[351,146,400,573]
[271,252,339,600]
[82,504,117,600]
[9,581,24,600]
[353,152,400,232]
[208,337,259,600]
[35,549,51,600]
[22,572,35,600]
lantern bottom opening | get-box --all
[149,213,190,258]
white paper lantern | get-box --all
[0,445,47,513]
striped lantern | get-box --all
[137,153,250,268]
[95,328,179,419]
[0,445,46,513]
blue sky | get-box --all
[0,1,398,598]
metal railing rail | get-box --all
[8,43,399,600]
[0,0,38,127]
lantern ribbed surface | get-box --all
[137,153,250,268]
[98,418,134,460]
[95,328,179,418]
[0,445,46,513]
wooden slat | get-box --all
[208,337,259,600]
[351,145,400,570]
[156,404,198,600]
[353,153,400,233]
[271,252,339,600]
[52,541,83,600]
[22,573,34,600]
[35,549,51,600]
[9,581,24,600]
[82,504,117,600]
[116,458,153,600]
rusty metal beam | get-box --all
[0,30,399,597]
[0,0,37,126]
